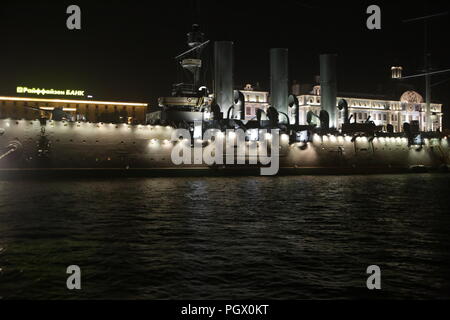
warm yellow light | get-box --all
[17,86,85,96]
[0,96,147,107]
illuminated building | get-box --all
[0,96,148,124]
[391,66,403,79]
[240,84,269,120]
[238,84,443,132]
[298,88,442,132]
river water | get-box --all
[1,174,449,299]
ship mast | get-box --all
[402,10,449,131]
[172,24,209,97]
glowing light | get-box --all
[248,129,259,141]
[16,86,85,97]
[0,96,147,106]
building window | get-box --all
[256,96,259,103]
[246,107,251,115]
[383,114,387,121]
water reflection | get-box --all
[0,174,449,299]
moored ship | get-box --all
[1,25,449,176]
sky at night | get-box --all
[0,0,449,126]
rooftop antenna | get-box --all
[401,10,449,131]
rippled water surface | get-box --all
[1,174,450,299]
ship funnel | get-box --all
[270,48,288,122]
[320,54,337,128]
[214,41,234,116]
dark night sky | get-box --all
[1,0,449,126]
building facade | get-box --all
[239,84,443,132]
[298,87,443,132]
[0,96,148,124]
[240,84,270,120]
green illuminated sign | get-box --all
[16,86,85,97]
